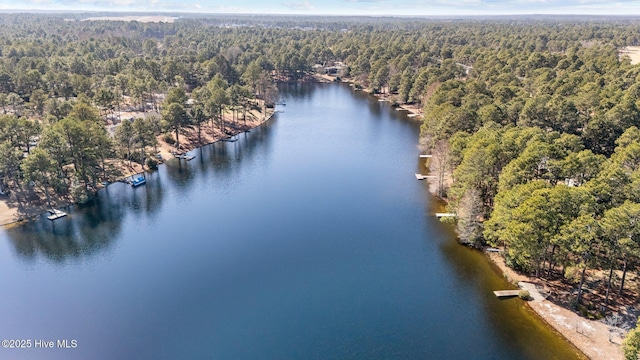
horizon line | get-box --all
[2,10,640,17]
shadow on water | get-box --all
[165,117,275,186]
[5,192,127,263]
[0,83,584,360]
[428,199,585,359]
[278,81,318,100]
[3,118,276,264]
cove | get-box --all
[0,83,582,359]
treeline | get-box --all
[394,20,640,313]
[0,14,288,204]
[2,14,640,314]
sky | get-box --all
[2,0,640,16]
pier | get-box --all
[47,209,67,221]
[493,290,521,298]
[419,155,432,158]
[415,174,436,180]
[177,154,195,161]
[435,213,456,218]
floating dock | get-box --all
[47,209,67,221]
[493,290,521,298]
[435,213,456,218]
[419,155,433,158]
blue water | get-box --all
[0,83,580,359]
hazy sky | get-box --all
[2,0,640,16]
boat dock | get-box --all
[419,155,433,158]
[178,154,195,160]
[47,209,67,221]
[493,290,521,298]
[415,174,436,180]
[435,213,456,218]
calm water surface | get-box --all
[0,83,581,359]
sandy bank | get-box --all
[488,252,624,360]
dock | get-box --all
[416,174,436,180]
[435,213,456,218]
[175,154,195,161]
[47,209,67,221]
[179,154,195,161]
[493,290,521,298]
[419,155,433,158]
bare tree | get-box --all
[456,188,483,247]
[430,139,450,198]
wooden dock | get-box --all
[415,174,436,180]
[435,213,456,218]
[419,155,433,158]
[493,290,521,298]
[47,209,67,221]
[175,154,195,161]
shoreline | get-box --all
[312,73,424,119]
[487,251,623,360]
[0,79,620,358]
[0,108,276,227]
[328,73,617,360]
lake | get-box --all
[0,83,581,359]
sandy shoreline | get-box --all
[327,72,624,359]
[321,72,625,359]
[0,107,275,227]
[488,252,624,360]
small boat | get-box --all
[131,176,146,187]
[221,137,238,142]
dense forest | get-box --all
[1,13,640,352]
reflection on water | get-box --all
[4,119,275,264]
[6,195,125,263]
[0,83,580,360]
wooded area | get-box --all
[1,14,640,353]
